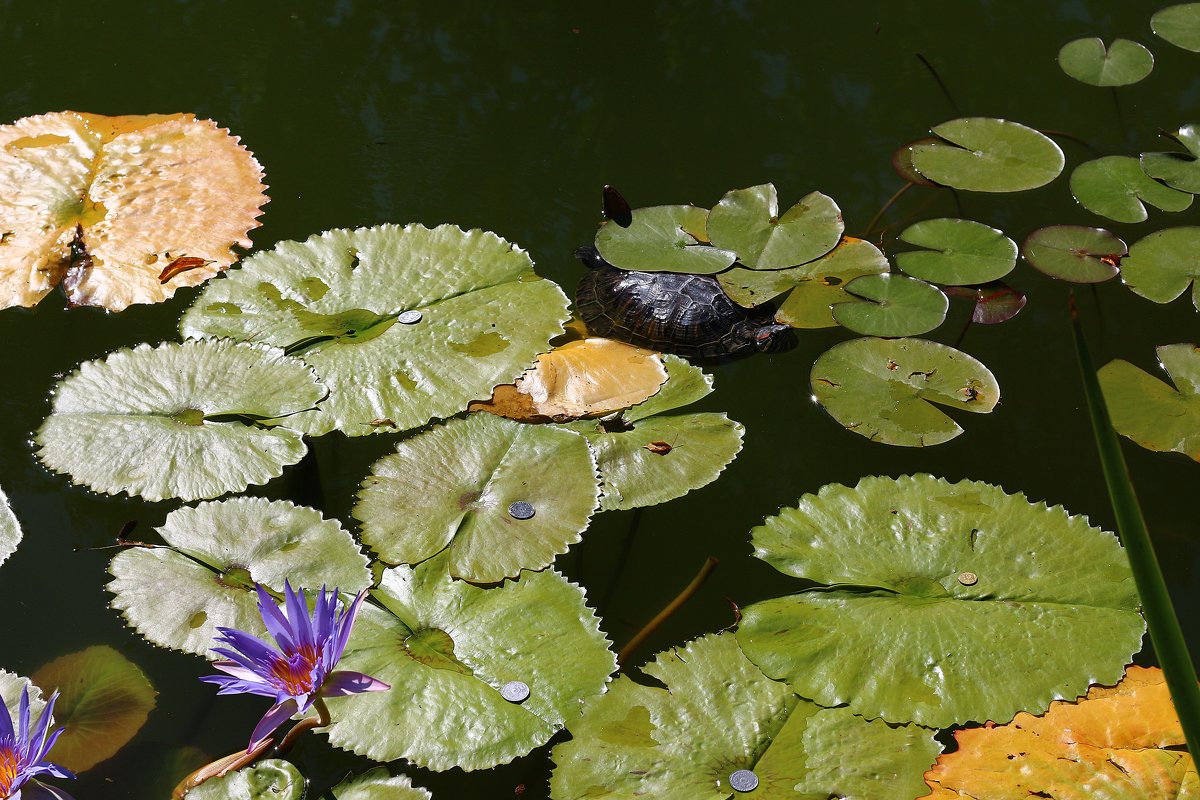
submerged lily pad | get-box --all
[909,118,1065,192]
[1120,227,1200,309]
[893,218,1017,285]
[1070,156,1193,223]
[180,224,569,436]
[832,274,949,337]
[1153,3,1200,52]
[324,554,615,771]
[1058,38,1154,86]
[35,339,324,502]
[943,283,1027,324]
[738,475,1143,728]
[333,768,433,799]
[108,497,370,656]
[0,111,266,311]
[706,185,843,270]
[550,633,939,800]
[1141,124,1200,193]
[1099,343,1200,460]
[811,337,998,446]
[1022,225,1125,283]
[0,485,19,567]
[355,412,599,583]
[188,759,306,800]
[594,205,736,275]
[32,646,156,773]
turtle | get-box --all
[574,245,796,359]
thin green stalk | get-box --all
[1070,297,1200,753]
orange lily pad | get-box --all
[0,111,267,310]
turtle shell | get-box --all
[574,246,795,359]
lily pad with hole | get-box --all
[0,111,266,311]
[1099,343,1200,460]
[1142,124,1200,193]
[831,274,949,337]
[1022,225,1125,283]
[550,633,940,800]
[188,759,307,800]
[35,339,324,502]
[811,337,998,447]
[332,768,433,799]
[706,184,843,270]
[1070,156,1193,223]
[943,283,1027,324]
[324,553,615,771]
[108,497,370,656]
[737,475,1143,729]
[1057,37,1154,86]
[354,412,599,583]
[180,224,570,436]
[894,218,1017,285]
[909,118,1065,192]
[0,485,19,567]
[1153,3,1200,51]
[593,205,736,275]
[1120,227,1200,309]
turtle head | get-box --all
[749,321,797,354]
[573,244,609,270]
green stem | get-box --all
[275,698,332,755]
[618,556,719,667]
[1070,295,1200,753]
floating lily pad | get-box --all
[892,138,944,187]
[737,475,1143,728]
[706,185,843,270]
[32,646,156,773]
[0,111,266,311]
[551,633,940,800]
[108,497,370,656]
[1099,343,1200,460]
[188,759,307,800]
[0,485,19,567]
[1142,124,1200,193]
[943,283,1027,324]
[180,224,569,436]
[1022,225,1125,283]
[894,218,1017,285]
[354,412,599,583]
[832,274,949,337]
[909,118,1065,192]
[593,205,736,275]
[1058,38,1154,86]
[811,337,998,446]
[35,339,324,502]
[1070,156,1193,223]
[324,554,615,771]
[564,356,743,511]
[1153,3,1200,52]
[333,768,433,799]
[1120,227,1200,309]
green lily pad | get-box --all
[0,485,19,567]
[1099,343,1200,460]
[32,645,156,773]
[1153,3,1200,51]
[706,185,843,270]
[943,283,1027,324]
[1120,227,1200,309]
[564,356,743,511]
[831,274,949,337]
[108,497,371,656]
[180,224,570,436]
[354,412,599,583]
[1057,37,1154,86]
[1141,124,1200,193]
[811,337,998,447]
[333,768,433,799]
[737,475,1144,728]
[550,633,940,800]
[594,205,737,275]
[892,137,944,187]
[893,218,1017,285]
[34,339,323,502]
[909,118,1065,192]
[1021,225,1126,283]
[1070,156,1193,223]
[324,554,615,771]
[188,759,307,800]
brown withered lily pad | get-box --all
[0,111,267,311]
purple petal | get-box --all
[28,692,59,761]
[332,589,369,663]
[0,685,16,744]
[214,628,284,667]
[284,581,316,654]
[248,697,299,751]
[199,675,279,698]
[320,670,390,698]
[256,584,297,652]
[206,660,263,683]
[17,684,31,752]
[313,587,336,649]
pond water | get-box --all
[2,1,1198,797]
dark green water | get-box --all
[1,1,1198,797]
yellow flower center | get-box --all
[0,744,18,795]
[269,643,320,696]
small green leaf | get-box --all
[187,759,307,800]
[832,274,949,337]
[1070,156,1193,223]
[594,205,736,274]
[909,118,1065,192]
[0,485,19,567]
[1141,124,1200,193]
[1153,3,1200,52]
[894,218,1017,285]
[1099,343,1200,460]
[1120,227,1200,309]
[1058,37,1154,86]
[811,337,998,446]
[1022,225,1125,283]
[332,767,433,799]
[706,184,843,269]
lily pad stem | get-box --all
[861,181,914,241]
[617,556,719,667]
[275,697,331,756]
[171,736,275,798]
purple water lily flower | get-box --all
[0,685,74,800]
[201,582,389,750]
